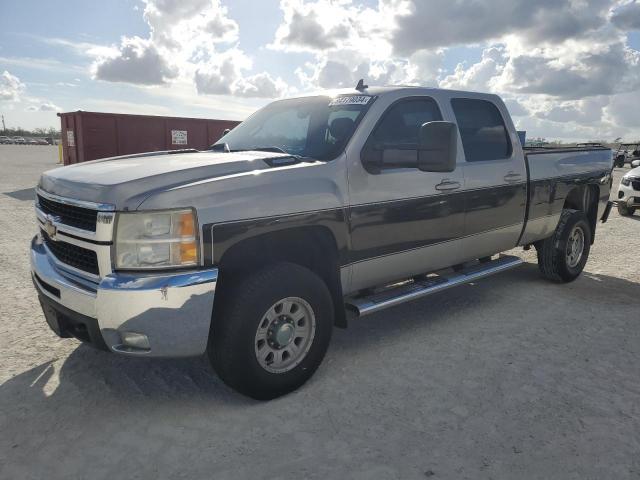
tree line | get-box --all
[2,127,61,138]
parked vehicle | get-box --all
[616,164,640,216]
[26,138,39,145]
[30,84,614,399]
[34,138,49,145]
[0,135,12,144]
[613,143,640,168]
[13,136,25,144]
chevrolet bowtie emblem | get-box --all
[43,216,58,240]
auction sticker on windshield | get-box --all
[329,95,372,107]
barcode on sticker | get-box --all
[329,96,372,107]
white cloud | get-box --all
[274,0,640,140]
[441,47,506,91]
[391,0,612,54]
[87,0,285,98]
[272,2,352,51]
[195,51,287,98]
[143,0,238,49]
[26,102,62,112]
[234,73,288,98]
[0,70,25,101]
[503,98,529,117]
[195,55,243,96]
[271,0,406,60]
[605,90,640,129]
[93,36,178,85]
[497,42,640,99]
[610,1,640,31]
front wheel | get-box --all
[536,209,591,283]
[617,202,636,216]
[208,262,333,400]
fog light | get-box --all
[120,331,150,350]
[618,190,624,199]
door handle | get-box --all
[435,180,461,192]
[503,172,522,183]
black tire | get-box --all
[536,209,591,283]
[208,262,333,400]
[617,202,635,216]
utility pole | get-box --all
[1,115,5,133]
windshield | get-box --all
[217,95,374,161]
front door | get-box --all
[347,96,466,292]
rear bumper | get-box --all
[31,235,218,357]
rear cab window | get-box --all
[450,98,512,162]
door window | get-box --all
[450,98,512,162]
[369,98,442,148]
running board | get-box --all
[345,255,523,317]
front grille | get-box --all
[41,230,99,276]
[632,180,640,191]
[37,194,98,232]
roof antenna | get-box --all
[355,78,368,91]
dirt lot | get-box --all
[1,145,638,479]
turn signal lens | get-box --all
[180,212,195,237]
[180,242,198,264]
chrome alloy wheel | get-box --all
[254,297,316,373]
[566,225,585,268]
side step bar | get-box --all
[345,255,523,317]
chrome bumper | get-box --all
[31,235,218,357]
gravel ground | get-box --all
[1,145,639,479]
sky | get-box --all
[1,0,640,142]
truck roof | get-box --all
[296,85,502,101]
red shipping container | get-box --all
[58,111,241,165]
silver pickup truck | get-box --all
[31,84,614,399]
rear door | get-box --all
[346,95,466,292]
[448,97,527,258]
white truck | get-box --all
[31,84,614,399]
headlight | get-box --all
[115,209,199,270]
[621,176,631,186]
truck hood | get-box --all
[38,150,300,209]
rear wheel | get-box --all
[536,209,591,283]
[208,262,333,400]
[617,202,636,216]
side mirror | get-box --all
[632,159,640,168]
[361,146,418,173]
[417,121,457,173]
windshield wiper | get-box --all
[211,144,319,162]
[236,146,288,154]
[210,142,230,152]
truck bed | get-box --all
[519,146,612,245]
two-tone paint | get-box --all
[32,86,613,357]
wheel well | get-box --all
[563,185,599,243]
[215,226,347,328]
